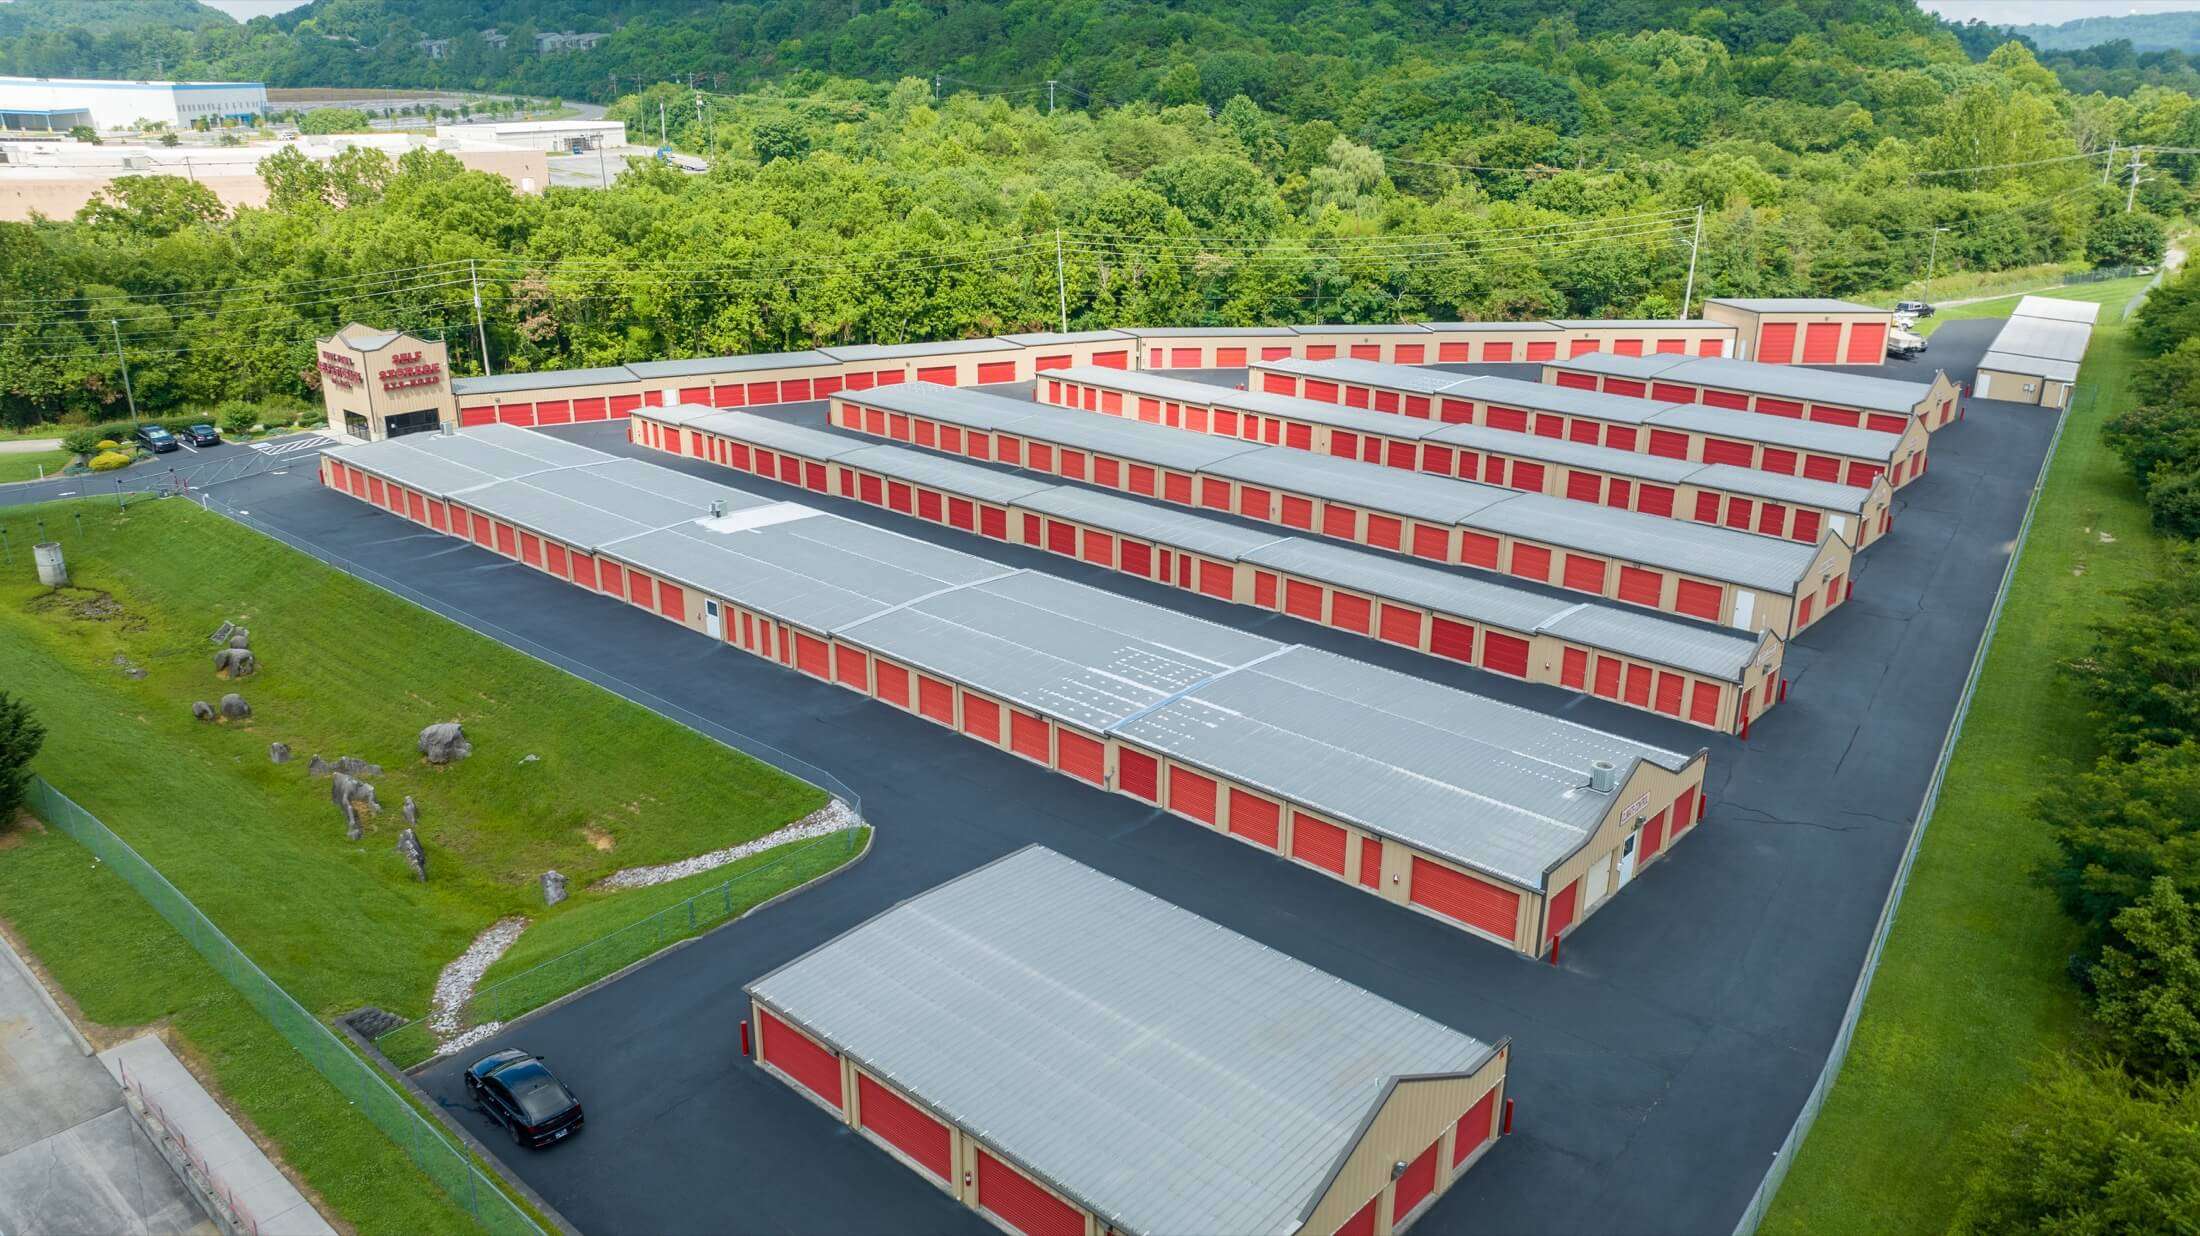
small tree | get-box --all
[68,125,102,145]
[2092,877,2200,1082]
[1951,1056,2200,1233]
[2089,211,2168,269]
[0,690,45,821]
[2037,740,2200,943]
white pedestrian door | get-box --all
[704,599,723,640]
[1614,831,1640,889]
[1730,589,1757,631]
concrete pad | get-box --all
[0,959,119,1156]
[0,1105,213,1236]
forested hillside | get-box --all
[0,3,2193,427]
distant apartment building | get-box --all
[0,76,267,132]
[534,31,608,54]
[417,38,454,60]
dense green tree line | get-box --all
[1958,273,2200,1230]
[0,35,2184,428]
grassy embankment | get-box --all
[1762,279,2161,1231]
[0,496,850,1232]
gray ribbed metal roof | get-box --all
[1549,319,1711,330]
[1692,462,1872,514]
[641,513,1009,634]
[1255,356,1477,396]
[1471,494,1823,592]
[467,423,613,467]
[836,571,1281,732]
[1054,365,1450,439]
[1645,405,1903,461]
[822,338,1020,361]
[2013,295,2101,325]
[1552,354,1937,415]
[1116,645,1693,889]
[836,443,1056,507]
[1206,449,1511,525]
[838,379,1042,433]
[1459,375,1681,424]
[1988,315,2090,363]
[746,846,1499,1236]
[1980,350,2080,383]
[327,435,514,492]
[1707,297,1884,314]
[626,350,837,379]
[1239,539,1762,682]
[1290,323,1433,335]
[669,411,874,463]
[574,457,774,513]
[1019,407,1266,473]
[1123,325,1296,338]
[995,329,1134,345]
[450,365,638,395]
[1429,422,1871,513]
[458,478,658,550]
[1016,486,1291,561]
[1418,320,1563,333]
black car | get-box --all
[1894,299,1935,318]
[133,424,178,453]
[181,423,221,447]
[465,1049,584,1147]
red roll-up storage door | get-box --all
[1009,711,1050,764]
[1801,322,1841,364]
[1227,789,1281,848]
[1337,1197,1379,1236]
[1393,1139,1440,1224]
[1845,322,1886,363]
[795,633,831,679]
[856,1074,950,1179]
[1757,321,1797,363]
[977,361,1016,384]
[1169,767,1218,824]
[1454,1089,1499,1165]
[916,365,956,385]
[1675,579,1723,620]
[657,581,687,622]
[1291,813,1348,874]
[1481,631,1530,677]
[1055,730,1105,785]
[918,677,956,725]
[1409,858,1520,939]
[758,1010,841,1107]
[977,1151,1084,1236]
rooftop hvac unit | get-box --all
[709,499,726,518]
[1589,760,1618,793]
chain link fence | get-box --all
[23,777,542,1236]
[1728,360,2083,1234]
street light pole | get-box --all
[111,319,136,418]
[1925,226,1948,304]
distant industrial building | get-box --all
[0,133,549,221]
[435,118,625,152]
[1973,295,2099,410]
[0,76,267,132]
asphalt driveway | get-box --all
[207,318,2052,1235]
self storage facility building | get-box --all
[1540,351,1961,433]
[1974,295,2099,409]
[1249,358,1927,498]
[1700,297,1894,365]
[322,425,1710,953]
[1043,366,1889,548]
[633,404,1789,732]
[747,847,1512,1236]
[825,383,1856,639]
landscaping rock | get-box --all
[402,795,418,826]
[218,693,250,721]
[306,754,331,777]
[417,722,472,765]
[335,755,381,778]
[227,633,251,650]
[342,800,362,842]
[190,700,215,722]
[396,829,427,882]
[269,742,290,764]
[330,772,379,813]
[212,647,256,678]
[541,870,567,907]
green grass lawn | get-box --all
[1760,280,2160,1232]
[1918,274,2157,335]
[0,449,73,483]
[0,495,851,1230]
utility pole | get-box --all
[1045,79,1056,115]
[1054,229,1069,333]
[2127,149,2145,212]
[2102,142,2117,186]
[470,259,493,376]
[1680,204,1704,319]
[932,74,940,102]
[659,98,667,145]
[1925,226,1949,304]
[111,320,136,418]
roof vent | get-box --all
[709,499,726,518]
[1589,760,1618,793]
[439,421,456,437]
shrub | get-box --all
[0,690,43,820]
[2148,468,2200,539]
[217,402,259,434]
[2038,740,2200,947]
[87,450,131,472]
[2091,877,2200,1083]
[94,439,120,451]
[2103,400,2200,489]
[60,427,105,455]
[2068,549,2200,757]
[1950,1056,2200,1233]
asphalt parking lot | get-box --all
[213,318,2052,1235]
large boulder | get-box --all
[190,700,215,722]
[417,723,472,765]
[218,693,251,721]
[269,742,291,764]
[227,633,251,650]
[335,755,382,779]
[212,647,256,679]
[306,754,331,777]
[542,870,568,907]
[330,772,379,813]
